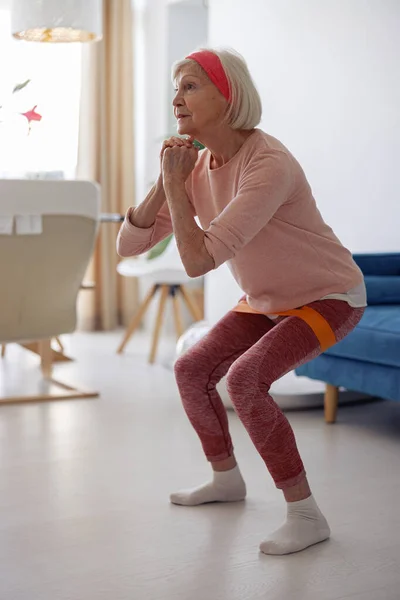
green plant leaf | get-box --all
[157,133,205,150]
[147,234,173,260]
[13,79,31,94]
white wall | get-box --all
[208,0,400,253]
[167,2,208,135]
[133,0,208,202]
[132,0,207,338]
[205,0,400,323]
[133,0,169,203]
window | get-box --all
[0,9,82,179]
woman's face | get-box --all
[173,64,227,138]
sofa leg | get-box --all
[325,384,339,423]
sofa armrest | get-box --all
[353,253,400,276]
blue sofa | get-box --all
[295,253,400,422]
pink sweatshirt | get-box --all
[117,129,363,313]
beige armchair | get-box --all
[0,179,100,404]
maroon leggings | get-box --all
[174,299,365,489]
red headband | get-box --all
[185,50,231,102]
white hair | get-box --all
[172,47,262,130]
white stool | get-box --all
[117,236,203,363]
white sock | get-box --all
[260,495,331,555]
[170,465,247,506]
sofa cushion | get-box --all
[296,355,400,402]
[364,276,400,305]
[325,305,400,369]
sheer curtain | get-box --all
[77,0,137,331]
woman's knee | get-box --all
[174,349,198,386]
[226,359,251,399]
[226,357,272,406]
[174,344,215,389]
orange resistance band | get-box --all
[232,302,337,352]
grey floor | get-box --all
[1,331,400,600]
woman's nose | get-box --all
[173,91,184,107]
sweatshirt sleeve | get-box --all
[203,151,293,269]
[116,201,173,258]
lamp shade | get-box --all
[11,0,103,43]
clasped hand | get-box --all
[161,136,199,185]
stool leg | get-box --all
[149,285,169,364]
[117,284,158,354]
[325,384,339,423]
[1,345,6,358]
[39,339,53,379]
[171,286,184,341]
[179,285,203,322]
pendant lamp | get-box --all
[11,0,103,43]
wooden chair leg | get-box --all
[20,341,72,363]
[325,384,339,423]
[149,285,169,364]
[117,284,158,354]
[39,339,53,379]
[0,338,98,404]
[172,288,184,341]
[179,285,203,322]
[1,345,6,358]
[54,337,64,352]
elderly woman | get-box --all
[117,48,366,555]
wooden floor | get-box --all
[0,331,399,600]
